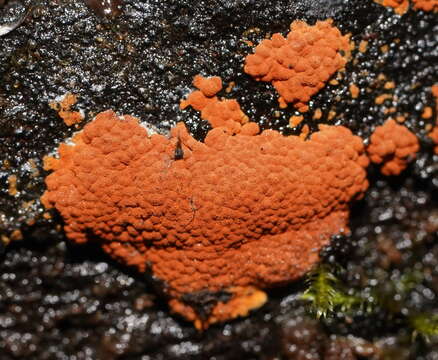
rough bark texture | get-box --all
[0,0,437,358]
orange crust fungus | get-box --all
[374,0,410,14]
[49,93,84,126]
[367,119,420,176]
[42,76,370,329]
[375,0,437,13]
[429,127,438,154]
[180,75,254,135]
[411,0,438,12]
[244,19,351,112]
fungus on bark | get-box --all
[49,93,84,126]
[367,119,419,176]
[429,127,438,154]
[244,19,351,112]
[42,76,369,329]
[412,0,438,12]
[374,0,437,13]
[180,75,254,135]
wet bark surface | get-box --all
[0,0,437,358]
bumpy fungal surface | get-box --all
[244,19,350,112]
[367,119,419,176]
[49,93,84,126]
[375,0,437,13]
[180,75,253,134]
[41,106,369,328]
[412,0,438,11]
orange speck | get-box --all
[377,73,387,82]
[50,93,84,126]
[359,40,368,53]
[289,115,304,127]
[313,108,323,120]
[328,110,337,121]
[383,107,397,114]
[380,45,389,53]
[225,81,236,94]
[396,115,406,123]
[8,175,18,196]
[429,126,438,154]
[375,93,393,105]
[384,81,396,89]
[432,84,438,98]
[2,160,10,170]
[299,124,310,139]
[374,0,410,14]
[10,230,23,241]
[349,84,360,99]
[421,106,432,119]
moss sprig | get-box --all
[301,264,374,318]
[409,313,438,342]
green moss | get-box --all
[301,264,373,318]
[409,313,438,341]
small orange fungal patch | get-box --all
[289,115,304,127]
[384,81,396,90]
[375,0,437,13]
[375,93,393,105]
[313,108,323,120]
[431,85,438,115]
[374,0,410,14]
[429,125,438,155]
[422,106,433,119]
[50,93,84,126]
[411,0,438,12]
[429,127,438,154]
[367,119,419,176]
[350,84,360,99]
[192,75,222,97]
[359,40,368,53]
[8,175,18,196]
[244,19,350,112]
[180,76,253,135]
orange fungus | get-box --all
[180,75,253,134]
[42,82,370,328]
[244,19,350,112]
[374,0,409,14]
[412,0,438,12]
[375,0,437,13]
[367,119,419,176]
[429,127,438,154]
[50,93,84,126]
